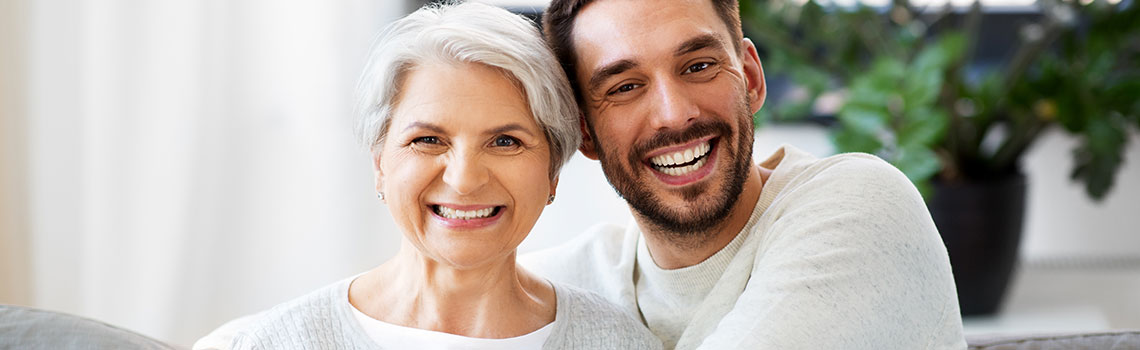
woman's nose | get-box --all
[442,151,489,195]
[649,78,699,131]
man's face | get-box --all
[571,0,765,237]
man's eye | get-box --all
[493,135,519,148]
[609,83,641,95]
[685,62,712,74]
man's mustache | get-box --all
[631,120,732,161]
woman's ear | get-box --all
[577,114,599,160]
[740,38,767,114]
[372,147,385,194]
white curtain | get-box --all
[10,0,638,345]
[18,0,408,345]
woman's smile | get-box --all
[429,203,506,229]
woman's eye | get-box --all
[685,62,712,74]
[493,135,519,148]
[412,136,440,145]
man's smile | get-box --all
[642,136,720,185]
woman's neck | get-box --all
[349,241,556,338]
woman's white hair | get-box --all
[355,1,581,178]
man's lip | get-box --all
[647,140,719,186]
[642,135,718,160]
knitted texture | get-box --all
[200,278,662,350]
[522,145,968,350]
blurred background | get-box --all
[1,0,1137,347]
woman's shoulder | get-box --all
[194,278,374,349]
[546,282,663,350]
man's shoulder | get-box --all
[520,221,633,284]
[548,282,662,350]
[770,149,919,205]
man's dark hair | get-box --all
[542,0,742,102]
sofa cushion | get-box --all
[967,330,1140,350]
[0,304,181,350]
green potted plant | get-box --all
[741,0,1139,315]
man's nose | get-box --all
[649,78,699,131]
[442,150,490,195]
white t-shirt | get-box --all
[350,303,556,350]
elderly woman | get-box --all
[194,2,661,350]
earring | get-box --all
[377,192,386,202]
[547,194,555,205]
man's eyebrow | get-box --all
[485,123,535,137]
[675,33,726,57]
[586,59,637,93]
[403,121,445,133]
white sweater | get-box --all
[521,146,967,349]
[194,277,662,350]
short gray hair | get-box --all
[355,1,581,178]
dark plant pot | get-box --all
[928,172,1026,316]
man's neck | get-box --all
[638,164,770,270]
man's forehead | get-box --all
[570,0,732,71]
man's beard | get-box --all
[588,97,754,244]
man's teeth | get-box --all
[659,157,708,176]
[436,206,496,220]
[649,141,711,176]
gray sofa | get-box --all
[966,331,1140,350]
[0,305,183,349]
[2,304,1138,349]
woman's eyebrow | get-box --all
[485,123,535,137]
[403,121,446,133]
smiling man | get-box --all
[520,0,967,349]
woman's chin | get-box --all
[424,244,517,271]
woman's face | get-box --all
[374,62,556,269]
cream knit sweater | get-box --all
[194,278,662,349]
[522,146,967,349]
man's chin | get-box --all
[627,182,736,235]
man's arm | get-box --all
[520,222,643,320]
[693,156,966,349]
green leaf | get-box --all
[868,57,907,88]
[753,108,770,129]
[838,105,890,136]
[898,107,949,147]
[831,126,883,154]
[913,32,967,73]
[903,64,944,107]
[1070,118,1127,200]
[892,144,942,183]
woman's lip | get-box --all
[430,203,500,211]
[643,135,717,160]
[428,205,504,229]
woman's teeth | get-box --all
[435,206,496,220]
[649,141,711,176]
